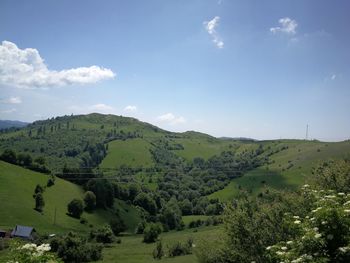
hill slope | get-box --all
[209,140,350,201]
[0,161,140,234]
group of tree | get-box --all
[0,149,50,173]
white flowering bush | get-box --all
[267,185,350,263]
[7,240,62,263]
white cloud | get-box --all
[270,17,298,35]
[331,74,336,80]
[1,96,22,104]
[157,113,186,125]
[0,41,116,89]
[124,105,138,112]
[204,16,224,48]
[1,108,17,114]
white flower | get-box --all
[338,193,345,196]
[313,227,319,232]
[281,246,288,250]
[287,241,293,245]
[266,246,272,250]
[314,233,322,239]
[294,220,301,224]
[276,251,285,255]
[293,216,300,219]
[344,209,350,214]
[21,243,37,250]
[37,243,51,252]
[321,221,327,225]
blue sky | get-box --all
[0,0,349,141]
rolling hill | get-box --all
[1,113,350,235]
[0,160,140,234]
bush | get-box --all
[267,186,350,263]
[47,177,55,187]
[109,217,127,236]
[135,221,146,234]
[50,232,103,262]
[153,240,164,260]
[35,192,45,212]
[168,240,192,257]
[67,199,84,218]
[84,191,96,211]
[143,223,162,243]
[90,224,114,243]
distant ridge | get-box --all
[0,120,29,129]
[219,136,257,142]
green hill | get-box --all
[209,140,350,201]
[0,161,140,234]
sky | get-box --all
[0,0,349,141]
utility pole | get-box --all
[53,207,57,225]
[305,124,309,140]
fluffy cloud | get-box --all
[1,96,22,104]
[204,16,224,48]
[270,17,298,35]
[124,105,137,112]
[0,41,115,89]
[157,113,186,125]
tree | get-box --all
[35,193,45,212]
[17,153,32,166]
[67,199,84,218]
[34,184,44,194]
[179,199,193,215]
[90,224,114,243]
[84,191,96,211]
[109,217,127,236]
[134,192,157,215]
[143,223,162,243]
[0,149,17,164]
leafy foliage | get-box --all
[143,223,162,243]
[67,198,84,219]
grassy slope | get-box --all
[209,140,350,201]
[0,161,140,234]
[99,226,222,263]
[100,138,154,168]
[171,137,234,161]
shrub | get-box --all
[47,176,55,187]
[168,240,192,257]
[109,217,127,236]
[90,224,114,243]
[153,240,164,260]
[35,192,45,212]
[67,199,84,218]
[267,186,350,263]
[50,232,102,262]
[143,223,162,243]
[83,191,96,211]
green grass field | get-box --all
[171,138,234,161]
[100,138,155,168]
[209,140,350,201]
[98,226,222,263]
[0,161,140,234]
